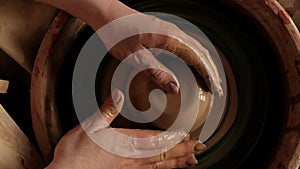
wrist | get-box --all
[91,0,138,30]
[34,0,137,30]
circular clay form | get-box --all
[128,67,212,138]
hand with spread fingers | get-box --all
[36,0,223,96]
[45,89,206,169]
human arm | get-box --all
[45,89,206,169]
[35,0,223,95]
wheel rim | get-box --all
[31,0,300,168]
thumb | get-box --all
[100,88,124,124]
[124,48,180,94]
[81,89,124,132]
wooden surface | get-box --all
[0,104,45,169]
[278,0,300,28]
[0,80,9,94]
[0,0,57,73]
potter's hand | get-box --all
[45,89,206,169]
[99,13,223,96]
[97,9,223,95]
[36,0,223,96]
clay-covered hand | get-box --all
[35,0,223,96]
[45,89,206,169]
[97,2,223,95]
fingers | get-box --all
[147,140,206,164]
[154,34,222,96]
[110,37,180,94]
[93,128,189,158]
[114,129,189,150]
[107,129,205,160]
[148,154,198,169]
[127,48,180,94]
[164,140,206,159]
[99,13,222,95]
[141,140,205,168]
[147,67,179,95]
[81,89,124,132]
[112,129,190,158]
[164,37,211,86]
[141,27,223,96]
[100,89,124,124]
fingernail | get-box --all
[194,141,206,153]
[167,82,178,94]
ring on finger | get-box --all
[160,148,167,161]
[102,110,115,118]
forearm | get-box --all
[35,0,137,29]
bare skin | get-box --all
[34,0,222,168]
[35,0,223,95]
[45,90,206,169]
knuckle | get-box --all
[149,69,165,82]
[149,68,174,88]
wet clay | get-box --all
[128,70,212,139]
